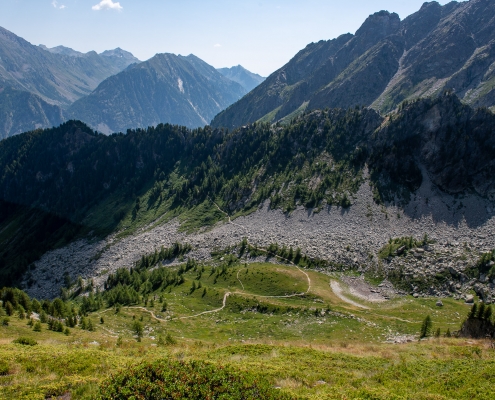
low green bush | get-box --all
[99,359,294,399]
[13,337,38,346]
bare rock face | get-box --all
[355,11,401,40]
[212,0,495,130]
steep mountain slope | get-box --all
[211,0,495,129]
[1,94,494,289]
[0,87,65,139]
[0,199,84,287]
[217,65,265,92]
[6,94,494,220]
[0,26,137,108]
[68,53,247,133]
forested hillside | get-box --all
[1,94,494,286]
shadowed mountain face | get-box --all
[1,94,493,227]
[211,0,495,129]
[0,26,138,108]
[68,53,247,133]
[217,65,265,92]
[0,87,65,139]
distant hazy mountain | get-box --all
[40,45,140,71]
[0,26,138,108]
[0,87,65,139]
[39,44,84,57]
[217,65,265,92]
[68,53,247,133]
[100,48,141,71]
[212,0,495,129]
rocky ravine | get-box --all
[24,172,495,301]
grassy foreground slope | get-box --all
[1,261,494,399]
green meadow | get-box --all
[1,261,493,399]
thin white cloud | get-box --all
[214,43,222,48]
[92,0,123,11]
[51,0,66,9]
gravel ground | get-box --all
[24,172,495,300]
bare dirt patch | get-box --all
[340,275,396,303]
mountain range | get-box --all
[0,27,139,108]
[0,25,265,136]
[67,54,248,133]
[2,1,495,136]
[40,45,140,72]
[212,0,495,129]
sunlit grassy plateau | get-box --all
[1,260,494,399]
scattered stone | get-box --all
[22,174,495,302]
[465,295,474,304]
[436,300,443,307]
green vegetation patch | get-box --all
[466,249,495,280]
[378,235,431,259]
[13,337,37,346]
[100,359,293,399]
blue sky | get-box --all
[1,0,452,76]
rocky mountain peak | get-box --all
[68,52,247,133]
[212,0,495,129]
[355,10,401,40]
[419,1,441,12]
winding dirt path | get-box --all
[127,293,231,322]
[178,292,231,320]
[212,198,312,298]
[236,269,245,290]
[127,306,168,322]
